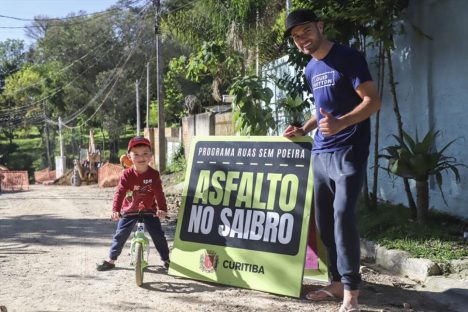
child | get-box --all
[97,136,170,271]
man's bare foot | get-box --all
[339,289,360,312]
[305,281,344,301]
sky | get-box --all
[0,0,120,44]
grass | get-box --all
[358,201,468,263]
[0,127,44,179]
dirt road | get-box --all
[0,184,451,312]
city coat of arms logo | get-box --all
[199,250,218,273]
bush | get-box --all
[165,145,186,174]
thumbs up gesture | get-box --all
[319,108,344,137]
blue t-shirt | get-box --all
[304,43,372,153]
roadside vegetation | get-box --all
[359,201,467,263]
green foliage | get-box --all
[291,0,409,49]
[25,3,163,157]
[164,41,244,117]
[380,129,465,199]
[186,40,243,102]
[0,127,43,180]
[164,57,187,125]
[4,62,66,113]
[276,95,310,127]
[358,201,467,263]
[165,144,186,174]
[272,44,313,127]
[186,41,240,81]
[380,129,466,224]
[149,100,158,128]
[228,75,275,135]
[227,0,285,63]
[162,0,225,50]
[162,0,286,65]
[0,39,28,91]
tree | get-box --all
[0,39,28,92]
[162,0,286,65]
[186,41,244,102]
[164,40,244,125]
[3,62,67,168]
[228,75,275,135]
[27,2,157,159]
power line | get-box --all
[48,5,152,128]
[0,0,146,29]
[0,3,151,116]
[0,35,124,118]
[0,8,119,22]
[61,5,152,126]
[1,4,151,128]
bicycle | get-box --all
[123,211,155,286]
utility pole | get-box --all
[153,0,166,172]
[56,116,66,178]
[255,9,259,76]
[43,103,52,169]
[146,62,150,128]
[58,116,64,157]
[136,80,140,136]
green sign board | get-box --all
[169,136,323,297]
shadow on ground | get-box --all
[0,214,116,246]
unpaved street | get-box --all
[0,184,451,312]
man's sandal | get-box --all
[305,288,341,301]
[96,260,115,271]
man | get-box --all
[283,8,381,312]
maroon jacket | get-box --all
[112,167,167,214]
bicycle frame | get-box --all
[130,221,150,270]
[125,212,154,271]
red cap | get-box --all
[127,136,151,152]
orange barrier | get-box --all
[1,170,29,191]
[34,168,56,184]
[98,162,123,188]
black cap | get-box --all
[284,9,319,38]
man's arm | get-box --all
[319,81,381,136]
[283,114,318,137]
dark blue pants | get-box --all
[313,146,367,291]
[109,215,170,262]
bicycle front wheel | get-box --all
[134,242,144,286]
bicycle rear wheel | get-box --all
[134,242,144,286]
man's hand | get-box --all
[157,210,167,219]
[319,108,346,137]
[283,125,305,138]
[111,211,120,221]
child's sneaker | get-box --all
[163,259,170,269]
[96,260,115,271]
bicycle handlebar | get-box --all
[121,212,156,218]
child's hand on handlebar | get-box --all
[111,211,121,221]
